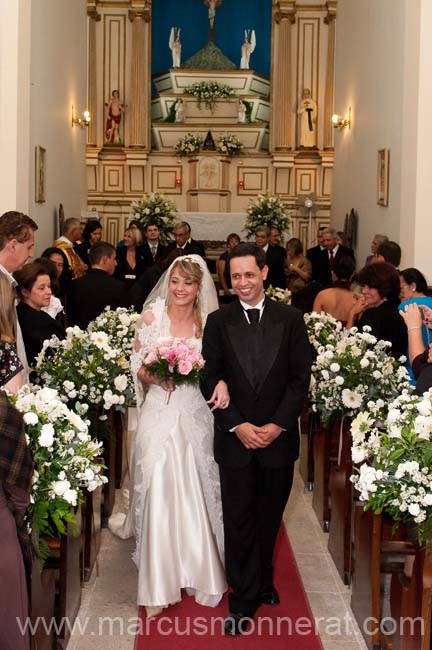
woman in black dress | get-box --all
[346,262,407,358]
[115,225,147,289]
[74,219,103,268]
[14,262,65,367]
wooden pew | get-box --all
[328,417,353,584]
[312,417,339,532]
[30,558,56,650]
[82,484,103,582]
[299,401,315,491]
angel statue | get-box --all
[240,29,256,70]
[169,26,181,68]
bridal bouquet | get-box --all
[143,337,205,400]
[310,326,411,423]
[350,389,432,542]
[10,385,107,560]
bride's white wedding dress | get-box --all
[109,297,227,608]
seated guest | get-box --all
[399,303,432,394]
[33,257,64,322]
[41,246,72,303]
[114,225,147,289]
[0,391,33,650]
[74,219,102,268]
[53,217,87,279]
[285,237,312,294]
[255,226,286,289]
[0,273,24,394]
[313,255,356,325]
[398,268,432,380]
[167,221,205,257]
[217,233,241,300]
[308,227,355,288]
[14,262,66,366]
[140,223,169,267]
[375,240,401,268]
[346,262,407,358]
[67,241,126,329]
[366,233,388,265]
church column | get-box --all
[87,4,100,147]
[323,1,337,150]
[128,3,151,149]
[271,2,296,152]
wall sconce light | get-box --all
[332,107,351,130]
[72,105,91,128]
[175,177,182,185]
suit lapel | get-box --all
[226,302,257,391]
[257,301,284,390]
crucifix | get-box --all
[204,0,222,40]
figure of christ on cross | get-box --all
[204,0,222,39]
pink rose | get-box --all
[144,350,158,364]
[178,360,193,375]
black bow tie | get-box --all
[246,308,260,325]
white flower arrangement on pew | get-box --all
[304,311,344,351]
[9,385,107,561]
[350,388,432,542]
[310,325,411,423]
[265,285,292,305]
[87,306,139,401]
[36,325,133,415]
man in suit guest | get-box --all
[201,243,311,635]
[308,227,355,288]
[255,226,286,289]
[375,240,401,268]
[167,221,206,257]
[140,223,169,267]
[66,241,126,329]
[269,226,281,247]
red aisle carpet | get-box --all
[134,527,323,650]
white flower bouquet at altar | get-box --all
[9,385,107,560]
[130,192,177,244]
[350,389,432,542]
[244,192,291,240]
[217,134,243,156]
[310,326,411,423]
[36,326,133,414]
[265,285,292,305]
[87,306,139,399]
[175,133,203,157]
[304,311,344,351]
[143,337,205,402]
[183,80,235,112]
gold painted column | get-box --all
[87,5,100,147]
[128,3,151,149]
[323,1,337,150]
[271,1,296,152]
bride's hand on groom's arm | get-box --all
[235,423,269,449]
[207,380,230,411]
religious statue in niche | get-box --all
[105,90,125,145]
[174,98,184,123]
[297,88,317,148]
[204,0,221,36]
[240,29,256,69]
[238,99,247,123]
[203,131,216,151]
[169,26,181,68]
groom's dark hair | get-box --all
[228,242,266,269]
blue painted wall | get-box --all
[151,0,271,79]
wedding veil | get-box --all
[141,253,219,325]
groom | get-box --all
[201,243,311,635]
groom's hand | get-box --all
[258,423,283,445]
[235,423,269,449]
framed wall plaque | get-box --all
[377,148,389,206]
[35,145,46,203]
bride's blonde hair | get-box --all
[169,258,204,337]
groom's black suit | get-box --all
[201,298,311,616]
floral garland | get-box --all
[217,134,243,156]
[36,326,133,416]
[244,192,291,240]
[175,133,203,157]
[10,385,107,560]
[265,285,292,305]
[310,326,411,423]
[350,389,432,542]
[183,80,235,112]
[130,193,177,244]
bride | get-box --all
[109,255,228,617]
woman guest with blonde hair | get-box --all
[0,273,24,393]
[115,225,147,288]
